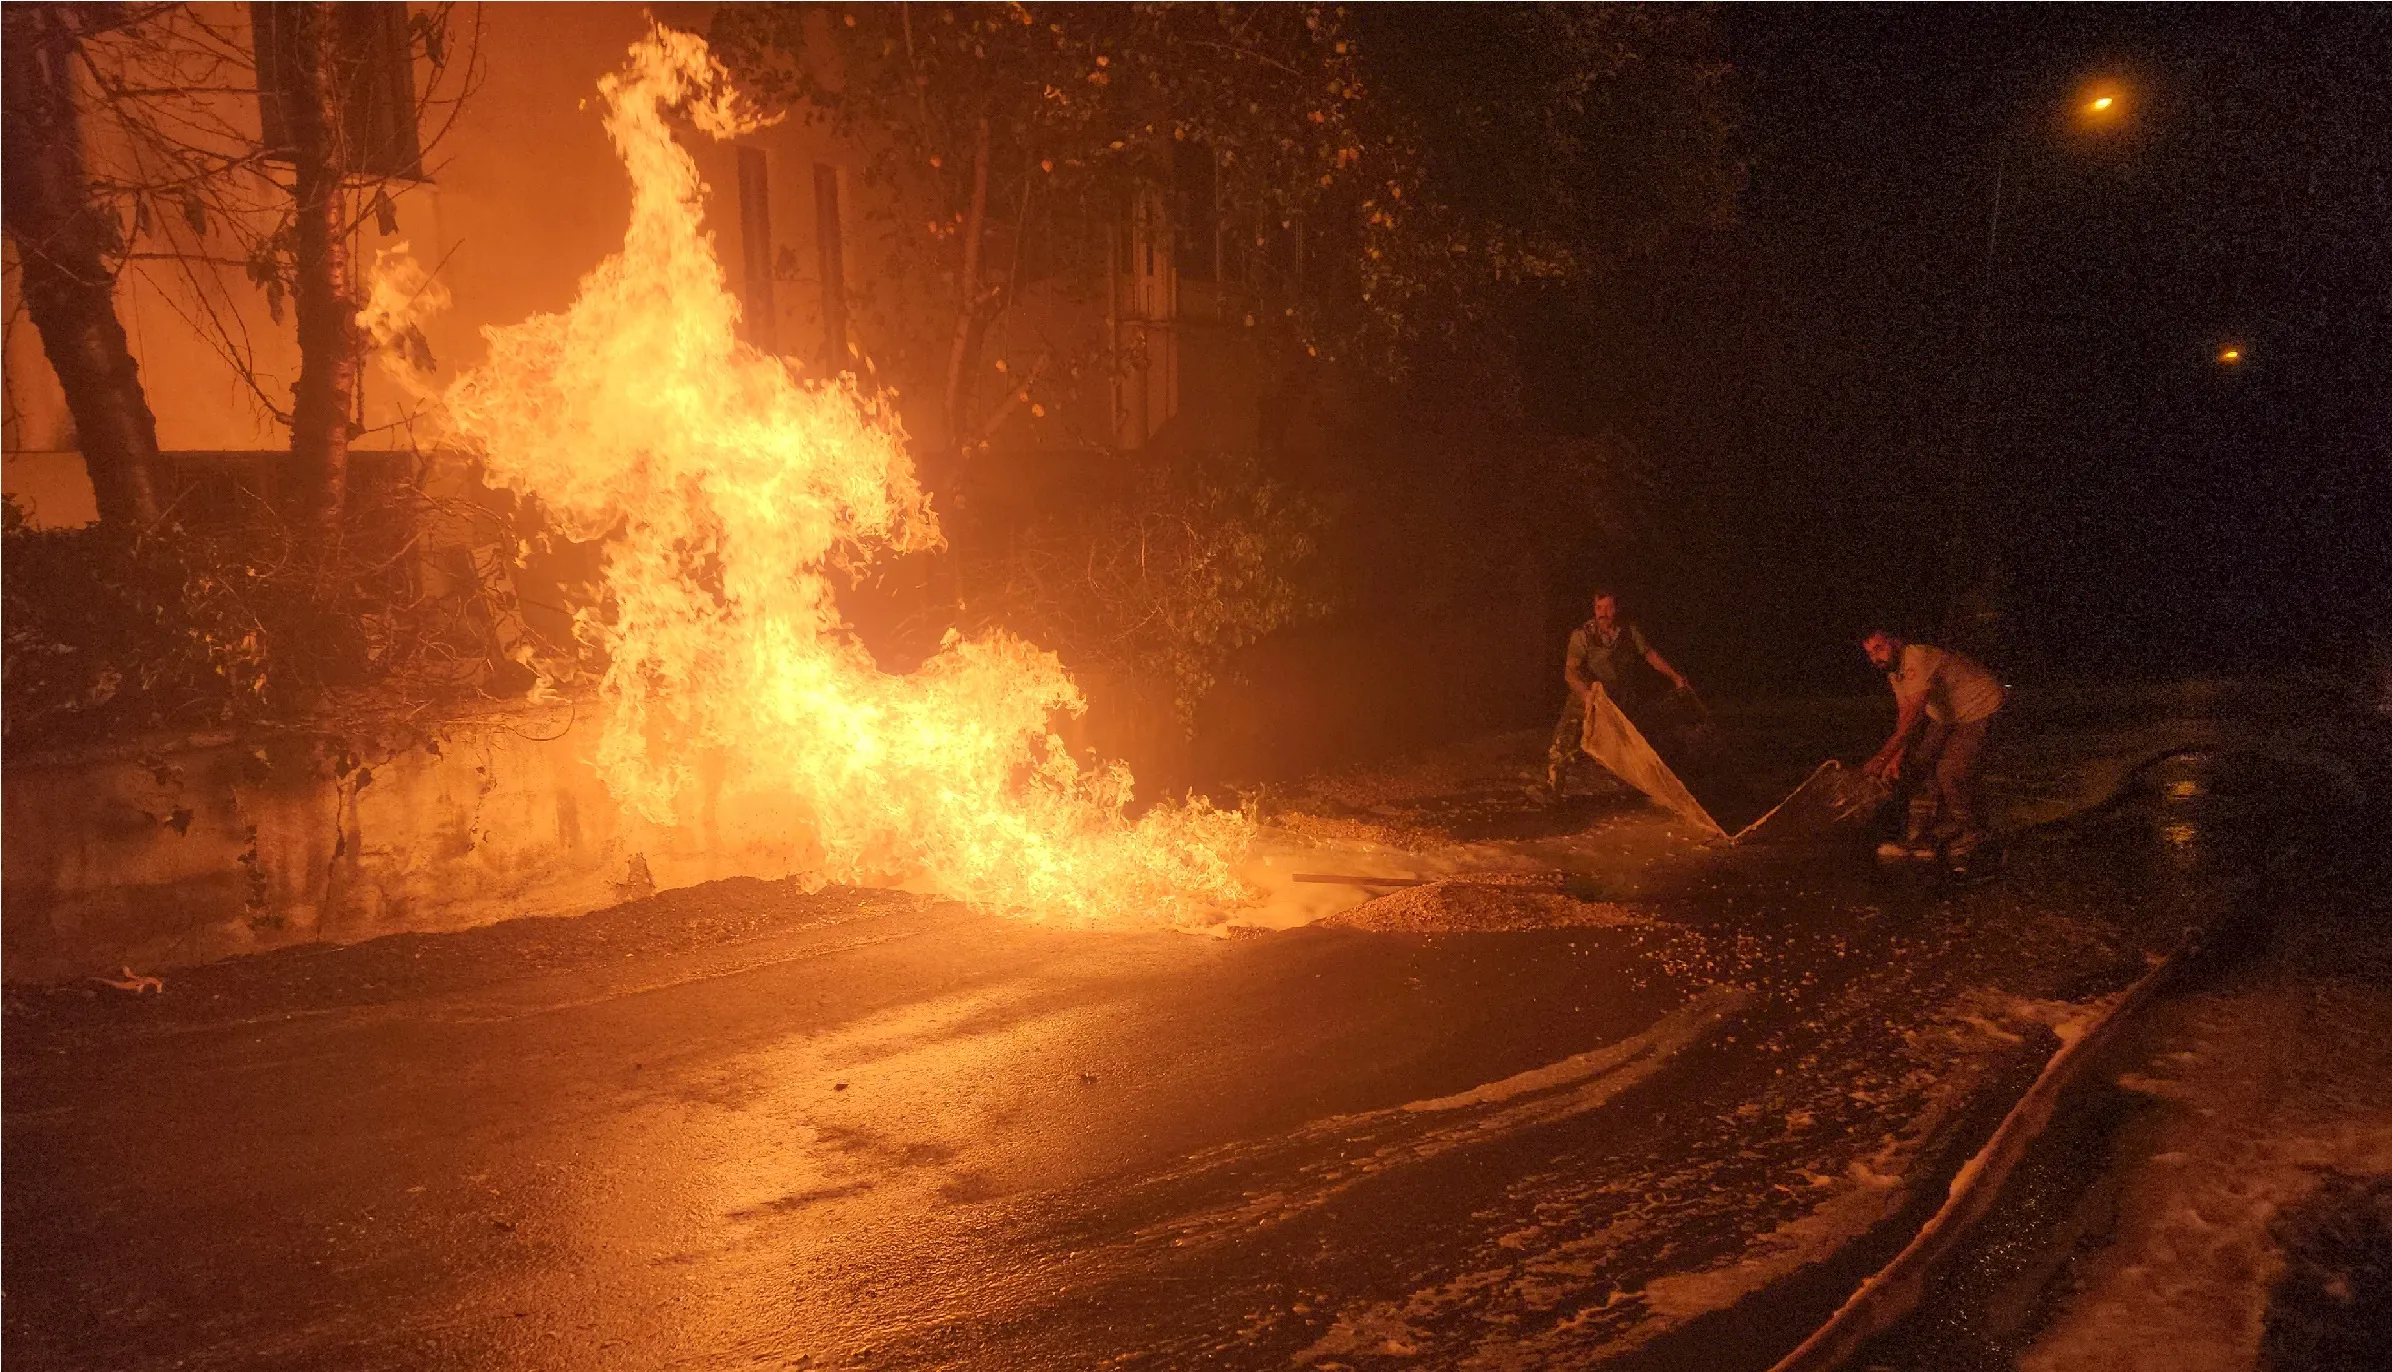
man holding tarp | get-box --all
[1544,589,1697,794]
[1862,629,2006,862]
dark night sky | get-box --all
[1526,3,2392,694]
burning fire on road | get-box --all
[374,27,1251,923]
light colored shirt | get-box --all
[1890,642,2004,725]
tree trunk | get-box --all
[282,2,359,564]
[0,5,163,531]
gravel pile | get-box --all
[1321,876,1653,934]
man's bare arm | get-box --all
[1643,645,1692,692]
[1865,694,1927,778]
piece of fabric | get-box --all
[1890,641,2005,725]
[1578,683,1723,834]
[1563,685,1890,844]
[1737,761,1891,844]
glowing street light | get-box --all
[2077,78,2128,124]
[1961,77,2135,444]
[1949,75,2137,660]
[2074,79,2131,135]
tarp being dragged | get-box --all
[1578,685,1888,843]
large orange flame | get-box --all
[417,26,1250,922]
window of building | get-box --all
[1110,190,1179,449]
[1170,139,1219,284]
[734,146,776,353]
[812,163,848,370]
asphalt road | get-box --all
[6,697,2366,1371]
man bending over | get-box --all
[1861,629,2005,862]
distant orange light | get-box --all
[2217,346,2243,365]
[2077,81,2128,125]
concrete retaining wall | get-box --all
[2,598,1551,984]
[0,702,819,984]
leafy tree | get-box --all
[710,3,1739,721]
[1345,3,1741,365]
[960,447,1332,720]
[1,4,533,740]
[712,1,1376,488]
[711,3,1737,456]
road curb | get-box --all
[1766,932,2199,1372]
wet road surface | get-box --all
[1851,720,2392,1370]
[6,692,2373,1370]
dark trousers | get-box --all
[1903,716,1992,843]
[1548,692,1590,767]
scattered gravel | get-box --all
[1320,876,1656,934]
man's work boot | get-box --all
[1877,812,1939,863]
[1528,760,1569,806]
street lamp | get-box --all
[2078,81,2127,125]
[1964,77,2133,420]
[1944,77,2131,662]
